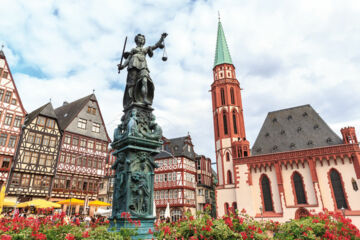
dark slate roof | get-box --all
[25,102,57,125]
[155,135,196,160]
[251,104,343,156]
[0,50,5,59]
[55,94,96,130]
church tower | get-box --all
[211,19,250,216]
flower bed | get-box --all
[1,208,360,239]
[0,211,136,240]
[155,207,360,240]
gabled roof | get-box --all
[214,20,233,67]
[155,135,196,160]
[0,49,26,115]
[55,94,96,130]
[252,104,343,156]
[25,102,57,125]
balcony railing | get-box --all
[155,198,195,206]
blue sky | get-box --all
[1,0,360,163]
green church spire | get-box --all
[214,20,233,67]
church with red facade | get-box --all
[212,20,360,227]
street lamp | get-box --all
[341,206,346,217]
[259,205,263,221]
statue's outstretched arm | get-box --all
[150,33,168,51]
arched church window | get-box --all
[261,175,273,211]
[213,91,217,107]
[232,111,238,134]
[224,202,229,215]
[232,202,237,212]
[223,113,228,135]
[226,152,230,162]
[221,88,225,105]
[352,178,358,191]
[330,169,348,209]
[293,172,307,204]
[215,114,220,137]
[227,170,233,184]
[230,88,235,104]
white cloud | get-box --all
[1,0,359,165]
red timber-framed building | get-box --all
[211,19,360,227]
[50,94,111,214]
[98,149,115,204]
[154,136,197,221]
[0,50,26,189]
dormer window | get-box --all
[302,112,308,117]
[290,143,296,148]
[280,130,285,135]
[326,137,332,143]
[256,148,262,153]
[307,140,313,146]
[272,145,278,151]
[272,118,277,123]
[297,127,302,133]
[287,115,293,120]
[313,124,319,130]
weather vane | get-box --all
[218,11,221,21]
[1,44,4,51]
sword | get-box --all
[118,36,128,74]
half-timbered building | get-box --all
[98,149,115,204]
[195,154,215,216]
[50,94,110,214]
[154,135,197,221]
[0,50,26,189]
[6,103,61,202]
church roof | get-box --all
[55,94,96,130]
[25,102,57,125]
[0,50,4,59]
[214,20,233,67]
[155,135,196,160]
[251,104,343,156]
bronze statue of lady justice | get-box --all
[118,33,168,108]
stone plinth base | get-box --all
[109,217,156,239]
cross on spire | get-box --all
[218,11,221,21]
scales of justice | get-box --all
[108,32,168,239]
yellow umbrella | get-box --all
[3,201,16,207]
[17,199,61,208]
[56,198,84,206]
[0,186,6,214]
[35,202,61,209]
[88,200,111,207]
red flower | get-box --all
[75,218,80,226]
[163,226,171,236]
[82,231,90,238]
[148,228,153,234]
[1,235,12,240]
[65,233,75,240]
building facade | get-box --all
[50,94,111,214]
[0,50,26,189]
[6,103,62,202]
[98,149,115,204]
[195,154,215,216]
[212,20,360,227]
[154,136,197,221]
